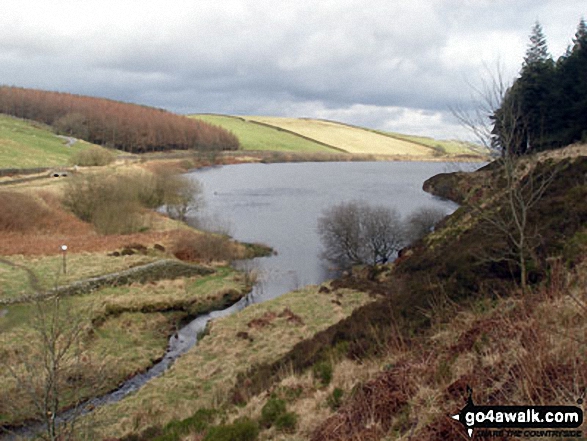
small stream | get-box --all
[3,161,481,439]
[3,295,253,440]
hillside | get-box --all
[190,114,339,153]
[191,114,487,159]
[116,145,586,440]
[0,86,239,154]
[0,115,93,169]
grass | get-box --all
[0,252,161,302]
[190,114,339,154]
[82,284,375,438]
[243,117,436,157]
[0,266,250,427]
[0,115,93,169]
[376,131,487,156]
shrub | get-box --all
[260,396,287,428]
[312,360,333,387]
[203,418,259,441]
[171,231,236,263]
[327,387,344,410]
[154,408,218,441]
[69,145,116,166]
[274,412,298,433]
[0,191,49,232]
[317,201,404,268]
[62,172,147,234]
[405,206,447,243]
[62,169,203,234]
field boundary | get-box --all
[243,118,349,153]
[0,259,214,305]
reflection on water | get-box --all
[190,161,480,302]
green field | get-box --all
[0,115,95,168]
[193,114,486,159]
[190,114,339,153]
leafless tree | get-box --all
[317,201,404,268]
[164,175,204,222]
[451,67,557,291]
[2,295,89,441]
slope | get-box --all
[244,116,436,156]
[0,115,91,169]
[190,114,340,153]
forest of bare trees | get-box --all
[0,86,240,153]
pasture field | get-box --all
[190,114,339,153]
[0,115,92,168]
[380,131,487,155]
[243,116,436,156]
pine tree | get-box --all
[523,21,551,68]
[572,17,587,52]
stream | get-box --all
[3,160,481,439]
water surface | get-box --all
[190,161,474,302]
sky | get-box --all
[0,0,584,140]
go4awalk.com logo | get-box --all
[451,387,584,438]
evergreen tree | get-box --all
[559,18,587,144]
[523,22,551,68]
[572,17,587,52]
[493,19,587,154]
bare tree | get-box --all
[451,67,557,291]
[164,175,204,222]
[317,201,404,268]
[2,295,89,440]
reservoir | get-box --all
[190,161,475,302]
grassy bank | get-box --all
[82,284,376,438]
[0,115,95,169]
[0,265,251,428]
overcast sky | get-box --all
[0,0,583,139]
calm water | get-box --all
[3,161,479,439]
[189,161,477,302]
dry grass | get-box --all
[84,284,375,438]
[307,260,587,440]
[244,117,434,157]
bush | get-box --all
[313,360,333,387]
[0,191,49,232]
[203,418,259,441]
[69,145,116,166]
[317,201,404,268]
[154,408,218,441]
[260,396,287,428]
[327,387,344,410]
[62,172,146,234]
[274,412,298,433]
[171,231,237,263]
[405,206,447,243]
[62,169,203,234]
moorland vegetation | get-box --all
[0,19,585,441]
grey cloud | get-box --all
[0,0,584,138]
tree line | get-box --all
[0,86,240,153]
[493,19,587,155]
